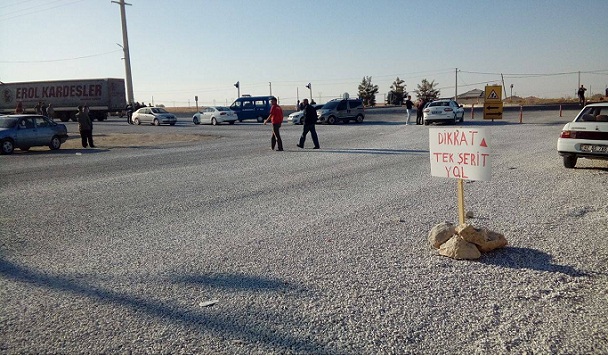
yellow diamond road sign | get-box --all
[485,85,502,102]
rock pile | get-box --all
[428,222,508,260]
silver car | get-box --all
[423,99,465,125]
[132,107,177,126]
[0,115,68,154]
[192,106,238,125]
[317,99,365,124]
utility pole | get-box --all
[455,68,458,100]
[269,82,272,96]
[112,0,134,105]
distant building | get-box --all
[455,89,484,104]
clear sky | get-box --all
[1,0,607,107]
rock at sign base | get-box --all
[428,222,456,249]
[456,224,508,252]
[439,236,481,260]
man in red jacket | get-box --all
[264,97,283,151]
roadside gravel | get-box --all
[1,109,606,354]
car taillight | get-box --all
[444,108,453,112]
[220,112,226,115]
[423,108,430,113]
[560,130,573,138]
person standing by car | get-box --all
[297,98,320,149]
[47,103,55,120]
[76,105,95,148]
[416,98,426,125]
[405,95,414,125]
[578,85,587,106]
[263,97,283,151]
[126,102,133,124]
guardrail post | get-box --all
[471,104,475,120]
[559,105,562,117]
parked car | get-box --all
[0,114,68,154]
[557,103,608,168]
[229,96,275,122]
[132,107,177,126]
[317,98,365,124]
[192,106,238,125]
[423,99,464,125]
[288,104,324,124]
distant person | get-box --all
[76,105,95,148]
[41,102,47,117]
[296,98,320,149]
[605,87,608,98]
[47,103,55,119]
[126,102,133,124]
[263,97,283,151]
[578,85,587,106]
[405,95,414,125]
[35,101,42,114]
[15,101,24,114]
[416,98,426,125]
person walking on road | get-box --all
[47,103,55,120]
[405,95,414,125]
[297,98,320,149]
[76,105,95,148]
[263,97,284,151]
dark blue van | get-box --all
[229,95,275,122]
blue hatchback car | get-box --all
[0,115,68,154]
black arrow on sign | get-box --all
[486,106,501,110]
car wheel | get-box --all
[153,118,160,126]
[193,117,200,125]
[1,139,15,154]
[424,120,429,126]
[256,116,264,123]
[134,118,141,125]
[229,120,235,125]
[211,117,218,126]
[49,136,62,150]
[19,147,30,151]
[563,155,577,168]
[355,114,364,123]
[327,116,336,125]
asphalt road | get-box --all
[1,107,607,354]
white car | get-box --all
[192,106,237,125]
[423,99,465,125]
[132,107,177,126]
[288,104,324,124]
[557,103,608,168]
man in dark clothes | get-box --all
[297,98,320,149]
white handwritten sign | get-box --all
[429,127,491,181]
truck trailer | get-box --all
[0,78,127,122]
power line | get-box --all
[0,49,122,63]
[0,0,84,21]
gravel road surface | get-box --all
[1,108,606,354]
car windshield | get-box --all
[0,117,18,128]
[151,108,168,114]
[322,101,340,110]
